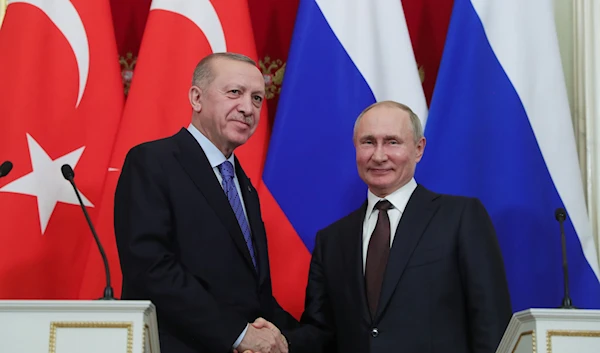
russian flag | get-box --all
[259,0,427,317]
[415,0,600,311]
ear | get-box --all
[189,85,202,112]
[415,137,426,163]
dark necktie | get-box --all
[365,199,393,317]
[218,161,257,269]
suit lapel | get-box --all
[343,202,372,325]
[172,128,257,274]
[235,158,267,286]
[375,185,440,321]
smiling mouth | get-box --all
[232,120,251,128]
[369,168,392,175]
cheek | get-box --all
[252,108,261,124]
[222,102,239,118]
[247,123,259,136]
[388,148,412,162]
[355,150,371,166]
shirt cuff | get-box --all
[233,323,249,349]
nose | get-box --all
[238,93,254,116]
[372,144,387,162]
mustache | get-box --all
[231,115,253,125]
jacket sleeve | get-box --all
[458,198,513,353]
[286,230,336,353]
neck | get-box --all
[369,179,412,198]
[191,120,234,158]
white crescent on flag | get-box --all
[151,0,227,53]
[8,0,89,106]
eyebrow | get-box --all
[225,84,245,91]
[225,84,265,96]
[360,135,401,140]
[252,87,266,96]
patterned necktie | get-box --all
[365,199,393,317]
[218,161,257,269]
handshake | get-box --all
[235,317,289,353]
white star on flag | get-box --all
[0,134,94,234]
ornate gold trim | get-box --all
[144,323,154,353]
[259,55,285,99]
[546,329,600,353]
[512,330,536,353]
[48,321,134,353]
[0,0,7,27]
[119,52,137,95]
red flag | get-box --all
[0,0,123,298]
[110,0,152,96]
[248,0,300,126]
[403,0,454,104]
[79,0,269,298]
[247,0,304,317]
[105,0,300,117]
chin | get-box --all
[369,178,395,190]
[368,174,393,184]
[226,126,251,138]
[228,134,251,146]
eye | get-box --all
[253,95,263,103]
[230,89,241,94]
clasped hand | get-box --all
[234,317,288,353]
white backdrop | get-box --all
[556,0,600,267]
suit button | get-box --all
[371,328,379,338]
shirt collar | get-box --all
[365,178,418,217]
[187,123,235,169]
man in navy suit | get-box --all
[114,52,296,353]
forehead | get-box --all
[357,106,411,136]
[211,58,264,89]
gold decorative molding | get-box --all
[0,0,7,27]
[144,323,154,353]
[512,330,536,353]
[546,329,600,353]
[48,321,134,353]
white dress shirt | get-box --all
[362,178,418,272]
[186,123,249,348]
[187,124,249,222]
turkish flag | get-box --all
[79,0,269,298]
[0,0,123,298]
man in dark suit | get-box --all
[257,100,513,353]
[114,53,296,353]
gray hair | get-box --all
[191,52,257,88]
[353,100,424,144]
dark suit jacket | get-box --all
[114,128,297,353]
[288,185,512,353]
